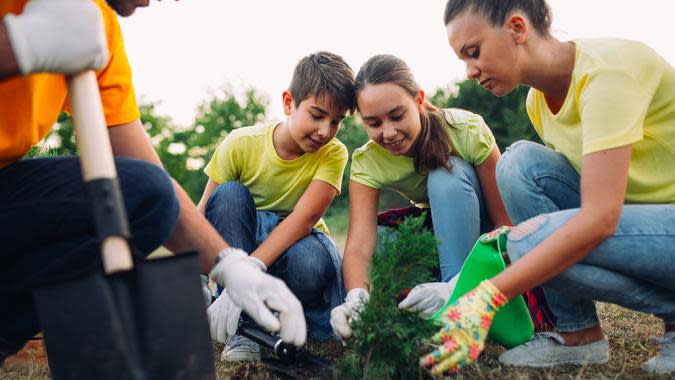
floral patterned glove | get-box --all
[420,280,508,374]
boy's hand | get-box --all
[398,274,459,319]
[210,248,306,347]
[4,0,109,75]
[420,280,508,374]
[330,287,369,339]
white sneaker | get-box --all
[499,332,609,367]
[642,332,675,375]
[221,335,261,362]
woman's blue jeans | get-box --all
[427,156,491,282]
[0,156,180,351]
[204,182,338,340]
[497,141,675,332]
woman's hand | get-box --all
[420,280,507,374]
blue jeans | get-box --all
[0,156,180,350]
[497,141,675,332]
[427,156,491,281]
[204,182,340,340]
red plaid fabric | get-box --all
[376,206,433,230]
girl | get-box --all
[330,54,512,339]
[422,0,675,375]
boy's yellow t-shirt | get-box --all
[350,108,496,207]
[527,38,675,204]
[204,123,348,235]
[0,0,140,168]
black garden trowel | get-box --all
[32,71,215,380]
[238,318,334,379]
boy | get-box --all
[198,51,356,362]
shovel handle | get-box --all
[67,71,133,274]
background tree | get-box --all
[430,80,542,150]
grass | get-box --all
[2,303,670,380]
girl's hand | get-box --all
[420,280,507,374]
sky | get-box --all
[119,0,675,127]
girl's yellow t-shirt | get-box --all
[0,0,139,168]
[350,108,496,207]
[527,38,675,204]
[204,123,348,235]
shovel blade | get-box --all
[34,252,215,380]
[135,252,215,380]
[34,272,145,380]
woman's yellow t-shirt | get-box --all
[204,123,348,235]
[0,0,139,168]
[527,38,675,204]
[350,108,496,207]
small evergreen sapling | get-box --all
[337,214,439,379]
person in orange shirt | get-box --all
[0,0,306,366]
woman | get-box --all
[422,0,675,375]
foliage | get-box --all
[148,88,268,202]
[337,215,439,380]
[331,114,369,208]
[430,80,542,150]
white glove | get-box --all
[398,274,459,319]
[330,288,369,339]
[209,248,306,347]
[207,291,242,343]
[4,0,109,75]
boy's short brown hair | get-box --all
[288,51,356,113]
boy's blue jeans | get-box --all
[427,156,491,281]
[204,182,339,340]
[0,157,180,351]
[497,141,675,332]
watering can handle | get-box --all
[67,71,134,274]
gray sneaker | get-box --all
[221,335,261,362]
[642,332,675,375]
[499,332,609,367]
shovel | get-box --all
[32,71,216,380]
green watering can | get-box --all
[431,227,534,348]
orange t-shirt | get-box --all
[0,0,139,167]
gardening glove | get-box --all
[4,0,109,75]
[398,274,459,319]
[210,247,306,347]
[330,287,369,339]
[207,291,242,343]
[420,280,508,375]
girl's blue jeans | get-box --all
[204,182,340,340]
[497,141,675,332]
[426,156,492,281]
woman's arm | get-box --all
[491,145,632,299]
[342,181,380,291]
[197,179,219,215]
[251,179,338,267]
[475,146,512,227]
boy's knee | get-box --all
[204,182,252,220]
[284,242,334,297]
